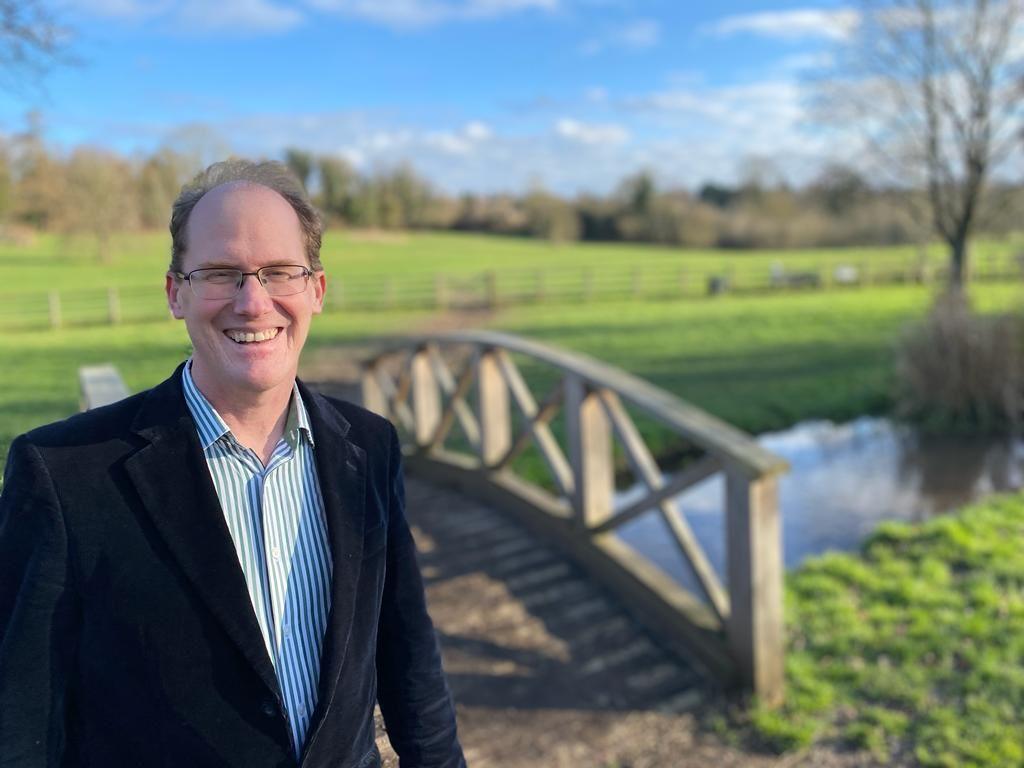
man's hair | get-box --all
[169,158,323,273]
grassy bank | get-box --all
[745,492,1024,767]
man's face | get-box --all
[166,182,325,405]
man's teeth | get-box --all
[226,328,280,343]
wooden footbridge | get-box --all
[81,333,789,764]
[360,331,788,704]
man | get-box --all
[0,160,465,768]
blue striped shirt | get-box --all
[182,362,332,758]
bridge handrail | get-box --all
[368,330,787,478]
[360,330,789,704]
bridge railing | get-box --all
[360,330,789,703]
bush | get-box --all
[895,289,1024,433]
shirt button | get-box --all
[271,547,281,561]
[261,699,276,717]
[283,623,291,639]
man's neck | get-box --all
[190,366,295,466]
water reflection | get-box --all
[615,418,1024,592]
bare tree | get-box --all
[0,0,68,87]
[822,0,1023,286]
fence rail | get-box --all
[4,251,1021,331]
[361,330,789,703]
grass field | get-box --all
[3,229,1024,764]
[2,229,1022,328]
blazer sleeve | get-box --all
[374,424,466,768]
[0,436,78,768]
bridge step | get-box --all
[402,476,715,724]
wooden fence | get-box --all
[4,251,1021,331]
[361,331,790,703]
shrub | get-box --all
[895,289,1024,433]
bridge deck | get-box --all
[375,476,764,767]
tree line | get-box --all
[1,126,1021,263]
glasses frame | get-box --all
[171,265,315,300]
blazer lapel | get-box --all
[122,367,280,698]
[298,383,367,747]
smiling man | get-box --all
[0,160,465,768]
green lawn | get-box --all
[747,492,1024,767]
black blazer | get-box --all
[0,365,465,768]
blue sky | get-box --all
[0,1,957,193]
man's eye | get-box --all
[263,268,297,282]
[199,270,239,284]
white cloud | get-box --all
[555,118,629,145]
[580,17,661,55]
[69,0,303,31]
[303,0,559,27]
[704,9,860,42]
[179,0,304,31]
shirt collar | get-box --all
[181,360,314,451]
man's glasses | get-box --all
[171,265,314,300]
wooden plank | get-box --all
[493,381,563,467]
[79,364,129,410]
[360,363,387,416]
[373,366,414,431]
[565,375,613,529]
[427,348,480,450]
[726,470,784,706]
[477,349,510,466]
[494,350,574,498]
[590,455,721,534]
[411,349,441,447]
[598,389,729,623]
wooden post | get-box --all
[107,287,122,325]
[583,268,595,303]
[534,269,546,304]
[360,364,387,416]
[435,275,449,310]
[48,290,62,329]
[631,268,643,299]
[565,375,613,529]
[384,279,396,310]
[411,349,441,448]
[477,349,510,466]
[678,267,687,297]
[330,278,344,309]
[725,469,784,705]
[485,271,499,309]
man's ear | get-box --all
[166,273,186,319]
[311,271,326,314]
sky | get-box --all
[0,1,1016,195]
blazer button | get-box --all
[261,699,277,717]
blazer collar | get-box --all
[123,363,281,697]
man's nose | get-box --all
[233,273,274,314]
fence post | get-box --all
[330,278,344,310]
[564,375,613,529]
[384,279,396,310]
[477,348,510,466]
[631,268,643,299]
[411,348,441,448]
[534,269,546,304]
[583,268,595,302]
[678,267,687,297]
[726,469,784,705]
[48,290,62,329]
[484,271,499,309]
[360,363,387,416]
[107,287,122,325]
[435,275,449,310]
